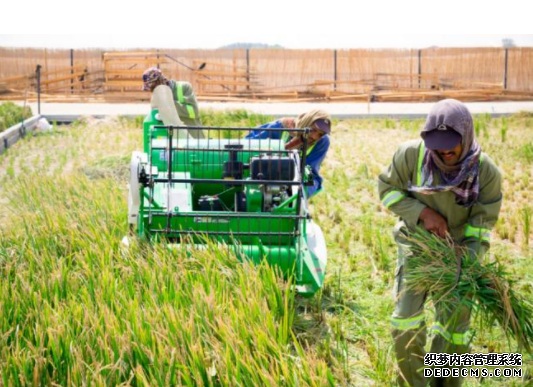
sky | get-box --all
[1,0,532,50]
[1,35,532,50]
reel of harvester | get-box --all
[127,110,327,296]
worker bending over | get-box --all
[247,109,332,197]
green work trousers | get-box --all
[391,228,472,387]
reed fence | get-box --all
[1,47,532,103]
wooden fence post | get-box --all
[246,48,250,91]
[333,49,337,91]
[504,47,509,90]
[36,65,41,115]
[70,49,74,94]
[418,49,422,89]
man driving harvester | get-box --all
[378,99,502,387]
[246,109,332,197]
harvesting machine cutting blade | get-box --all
[127,110,327,296]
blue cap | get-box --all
[423,124,462,150]
[313,118,331,134]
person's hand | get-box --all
[285,135,303,150]
[419,207,448,238]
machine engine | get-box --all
[249,154,296,212]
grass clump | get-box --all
[500,117,509,143]
[405,230,533,353]
[200,109,275,139]
[516,142,533,163]
[118,115,145,127]
[0,102,32,132]
[200,109,274,128]
[81,155,131,182]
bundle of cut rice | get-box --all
[405,229,533,353]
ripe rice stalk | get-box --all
[404,229,533,353]
[0,173,336,386]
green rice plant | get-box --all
[117,115,145,127]
[399,118,410,130]
[516,142,533,163]
[6,165,15,179]
[523,206,531,247]
[520,172,530,191]
[362,339,396,385]
[474,114,492,141]
[200,110,276,138]
[482,119,489,140]
[373,229,391,272]
[357,163,369,179]
[201,109,273,129]
[384,118,395,129]
[70,117,88,129]
[398,118,424,133]
[512,111,533,119]
[0,102,32,132]
[405,230,533,353]
[500,117,509,143]
[410,120,423,134]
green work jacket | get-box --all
[171,81,201,127]
[378,139,502,256]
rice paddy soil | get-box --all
[0,110,532,386]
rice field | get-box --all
[0,110,532,386]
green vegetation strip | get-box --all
[0,102,32,132]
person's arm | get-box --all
[461,158,502,258]
[245,120,284,139]
[378,142,428,230]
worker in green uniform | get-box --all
[142,67,203,138]
[378,99,502,387]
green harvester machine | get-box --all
[127,110,327,296]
